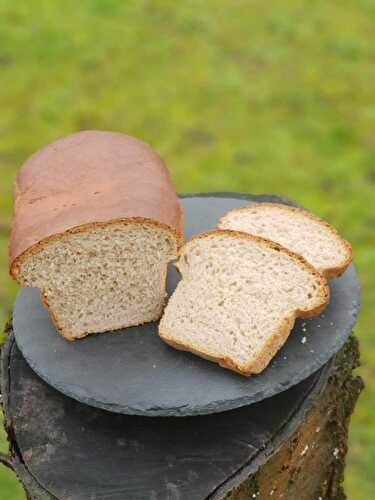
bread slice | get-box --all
[159,230,329,376]
[218,203,352,278]
[10,131,183,340]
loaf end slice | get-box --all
[12,220,178,340]
[219,203,352,278]
[159,230,329,376]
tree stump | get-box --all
[1,322,363,500]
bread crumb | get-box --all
[300,444,309,456]
[316,427,321,433]
[301,336,307,344]
[333,447,340,458]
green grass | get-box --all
[0,0,374,497]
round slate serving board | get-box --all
[13,193,360,417]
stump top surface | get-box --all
[12,193,360,416]
[3,335,330,500]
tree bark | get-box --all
[223,336,363,500]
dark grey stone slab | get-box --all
[3,334,330,500]
[12,193,360,416]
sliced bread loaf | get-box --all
[218,203,352,278]
[10,131,183,340]
[159,230,329,376]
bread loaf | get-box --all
[10,131,183,340]
[159,230,329,376]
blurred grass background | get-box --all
[0,0,374,498]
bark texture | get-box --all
[224,336,363,500]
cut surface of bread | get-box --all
[218,203,352,278]
[159,231,329,376]
[14,221,177,340]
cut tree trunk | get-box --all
[1,322,363,500]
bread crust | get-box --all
[218,202,352,278]
[10,130,183,273]
[159,229,329,376]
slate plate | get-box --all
[13,193,360,417]
[3,334,330,500]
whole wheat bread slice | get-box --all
[218,203,352,278]
[159,230,329,376]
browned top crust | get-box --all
[9,130,183,271]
